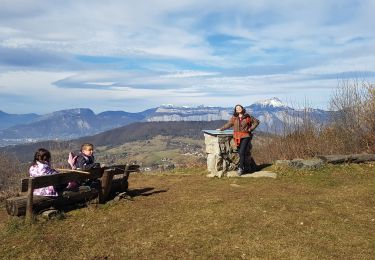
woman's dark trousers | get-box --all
[238,137,251,171]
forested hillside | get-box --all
[1,120,227,162]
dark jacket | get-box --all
[75,153,100,170]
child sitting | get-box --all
[75,143,101,170]
[75,143,101,189]
[29,148,61,196]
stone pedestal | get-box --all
[203,130,256,177]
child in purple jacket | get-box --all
[29,148,60,196]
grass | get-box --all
[0,164,374,259]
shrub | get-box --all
[253,80,375,163]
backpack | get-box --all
[68,152,78,170]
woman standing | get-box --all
[219,104,259,175]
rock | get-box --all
[240,171,277,178]
[274,160,292,167]
[114,192,133,202]
[290,159,324,169]
[275,159,324,169]
[227,170,277,178]
[226,171,240,177]
[41,209,60,219]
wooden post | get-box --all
[100,169,115,203]
[26,178,34,220]
[121,164,130,191]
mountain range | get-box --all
[0,98,332,146]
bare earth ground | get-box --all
[0,164,374,259]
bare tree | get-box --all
[330,79,375,153]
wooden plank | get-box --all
[55,168,94,174]
[6,195,56,216]
[21,168,104,192]
[103,164,140,174]
[317,154,375,164]
[6,189,98,216]
[21,166,139,191]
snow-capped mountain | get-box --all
[147,105,231,122]
[252,97,287,108]
[146,97,331,133]
[0,98,332,146]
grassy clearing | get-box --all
[0,164,374,259]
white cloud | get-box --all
[0,0,374,113]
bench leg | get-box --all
[26,178,34,221]
[100,170,114,203]
[121,165,130,191]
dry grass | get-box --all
[1,164,374,259]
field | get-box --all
[95,135,205,167]
[1,164,374,259]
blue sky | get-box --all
[0,0,374,114]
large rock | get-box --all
[274,158,324,169]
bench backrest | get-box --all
[102,164,140,175]
[21,168,104,192]
[21,164,140,192]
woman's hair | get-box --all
[233,104,246,116]
[32,148,51,165]
[81,143,94,151]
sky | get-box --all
[0,0,374,114]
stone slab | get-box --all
[226,170,277,178]
[202,130,233,136]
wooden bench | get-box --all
[100,164,140,201]
[6,164,140,219]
